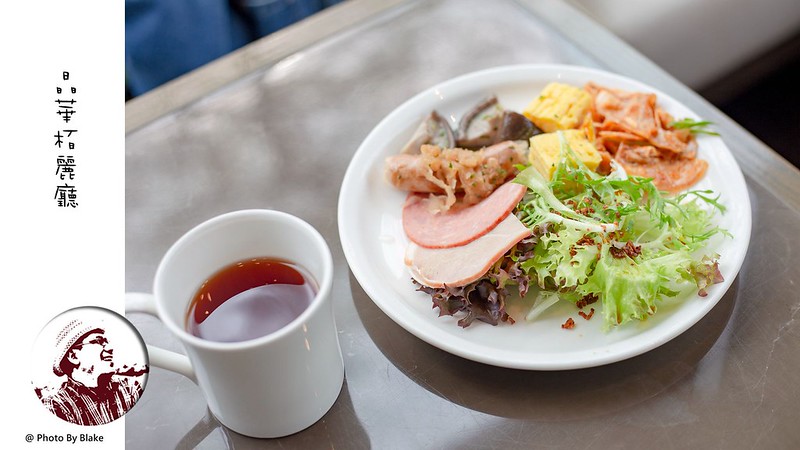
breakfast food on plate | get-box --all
[401,111,455,154]
[403,181,527,248]
[456,95,543,149]
[383,79,727,330]
[523,82,593,132]
[384,140,527,211]
[456,95,506,149]
[584,82,708,193]
[405,213,531,289]
[528,129,603,180]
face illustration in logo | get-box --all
[61,331,116,386]
[34,308,149,426]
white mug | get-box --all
[125,209,344,438]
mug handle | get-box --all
[125,292,197,382]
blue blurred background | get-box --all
[124,0,799,168]
[125,0,343,98]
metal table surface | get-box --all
[124,0,800,448]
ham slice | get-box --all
[403,181,527,249]
[404,214,531,288]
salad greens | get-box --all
[515,132,727,328]
[669,118,720,136]
[419,131,727,329]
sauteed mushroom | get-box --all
[401,111,455,154]
[456,96,505,149]
[498,111,541,141]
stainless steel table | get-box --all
[125,0,800,448]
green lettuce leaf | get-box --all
[513,131,728,329]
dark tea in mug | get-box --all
[186,257,317,343]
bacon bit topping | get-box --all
[578,308,595,320]
[576,294,598,310]
[561,317,576,330]
[571,235,598,258]
[609,241,642,259]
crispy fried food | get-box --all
[614,142,709,193]
[584,82,706,192]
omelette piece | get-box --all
[528,130,602,180]
[523,82,592,132]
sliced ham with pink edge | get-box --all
[403,181,527,249]
[405,213,531,288]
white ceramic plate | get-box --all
[338,64,751,370]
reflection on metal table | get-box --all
[125,0,800,448]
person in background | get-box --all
[126,0,344,98]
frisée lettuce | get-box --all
[414,132,728,329]
[513,132,728,328]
